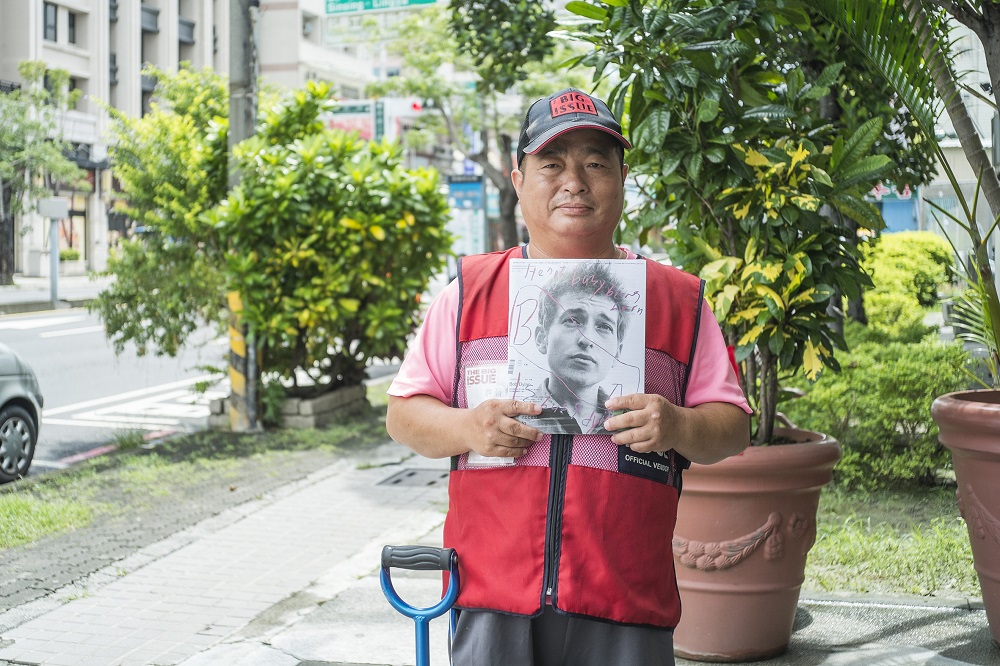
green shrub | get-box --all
[862,231,952,307]
[783,339,968,489]
[59,248,80,262]
[846,292,934,345]
[216,81,452,394]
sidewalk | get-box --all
[1,278,998,665]
[0,435,995,666]
[0,273,113,315]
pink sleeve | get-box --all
[685,302,752,413]
[386,280,460,404]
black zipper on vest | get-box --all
[542,433,572,603]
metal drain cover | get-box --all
[378,468,450,487]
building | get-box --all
[0,0,441,278]
[0,0,228,277]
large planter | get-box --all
[931,389,1000,648]
[671,429,841,662]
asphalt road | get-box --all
[0,309,229,476]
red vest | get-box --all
[444,247,703,629]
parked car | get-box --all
[0,342,43,483]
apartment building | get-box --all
[0,0,228,277]
[0,0,423,278]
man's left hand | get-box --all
[603,393,676,453]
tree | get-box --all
[214,82,452,395]
[570,0,894,445]
[0,61,89,285]
[92,68,451,407]
[90,65,231,357]
[368,4,593,250]
[812,0,1000,383]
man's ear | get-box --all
[512,168,524,197]
[534,325,547,354]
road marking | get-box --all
[0,315,86,330]
[43,375,218,416]
[39,325,105,338]
[44,417,179,430]
[57,444,119,465]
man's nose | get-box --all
[561,164,588,193]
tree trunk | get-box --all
[0,184,15,285]
[910,0,1000,219]
[753,347,778,447]
[469,131,520,250]
[495,133,518,249]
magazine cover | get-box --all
[507,258,646,435]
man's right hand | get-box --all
[386,394,543,460]
[465,399,544,458]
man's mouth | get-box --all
[557,202,592,212]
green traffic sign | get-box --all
[325,0,436,15]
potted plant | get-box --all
[812,0,1000,648]
[569,0,907,659]
[925,159,1000,650]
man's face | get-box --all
[535,293,620,392]
[512,129,628,251]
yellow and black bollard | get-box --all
[227,291,258,431]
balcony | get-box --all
[109,52,118,86]
[141,73,156,92]
[109,0,118,22]
[0,80,20,95]
[179,17,195,45]
[141,4,159,33]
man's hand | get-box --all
[386,394,544,460]
[603,394,750,464]
[603,393,677,454]
[466,399,544,458]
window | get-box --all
[44,3,57,42]
[68,11,77,44]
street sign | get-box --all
[447,175,486,257]
[38,197,69,219]
[322,100,384,141]
[325,0,436,15]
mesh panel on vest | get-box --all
[455,337,551,470]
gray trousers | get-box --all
[450,607,676,666]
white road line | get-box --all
[39,325,105,338]
[43,417,178,431]
[0,315,86,330]
[42,375,218,416]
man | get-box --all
[386,88,751,664]
[523,261,634,435]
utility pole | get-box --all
[227,0,260,432]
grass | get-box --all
[0,494,95,550]
[112,429,147,451]
[807,485,980,598]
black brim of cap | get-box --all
[522,122,632,155]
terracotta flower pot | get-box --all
[671,429,841,662]
[931,389,1000,648]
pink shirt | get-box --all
[389,252,751,414]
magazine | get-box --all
[506,258,646,435]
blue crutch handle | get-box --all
[380,545,460,666]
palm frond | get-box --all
[812,0,955,135]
